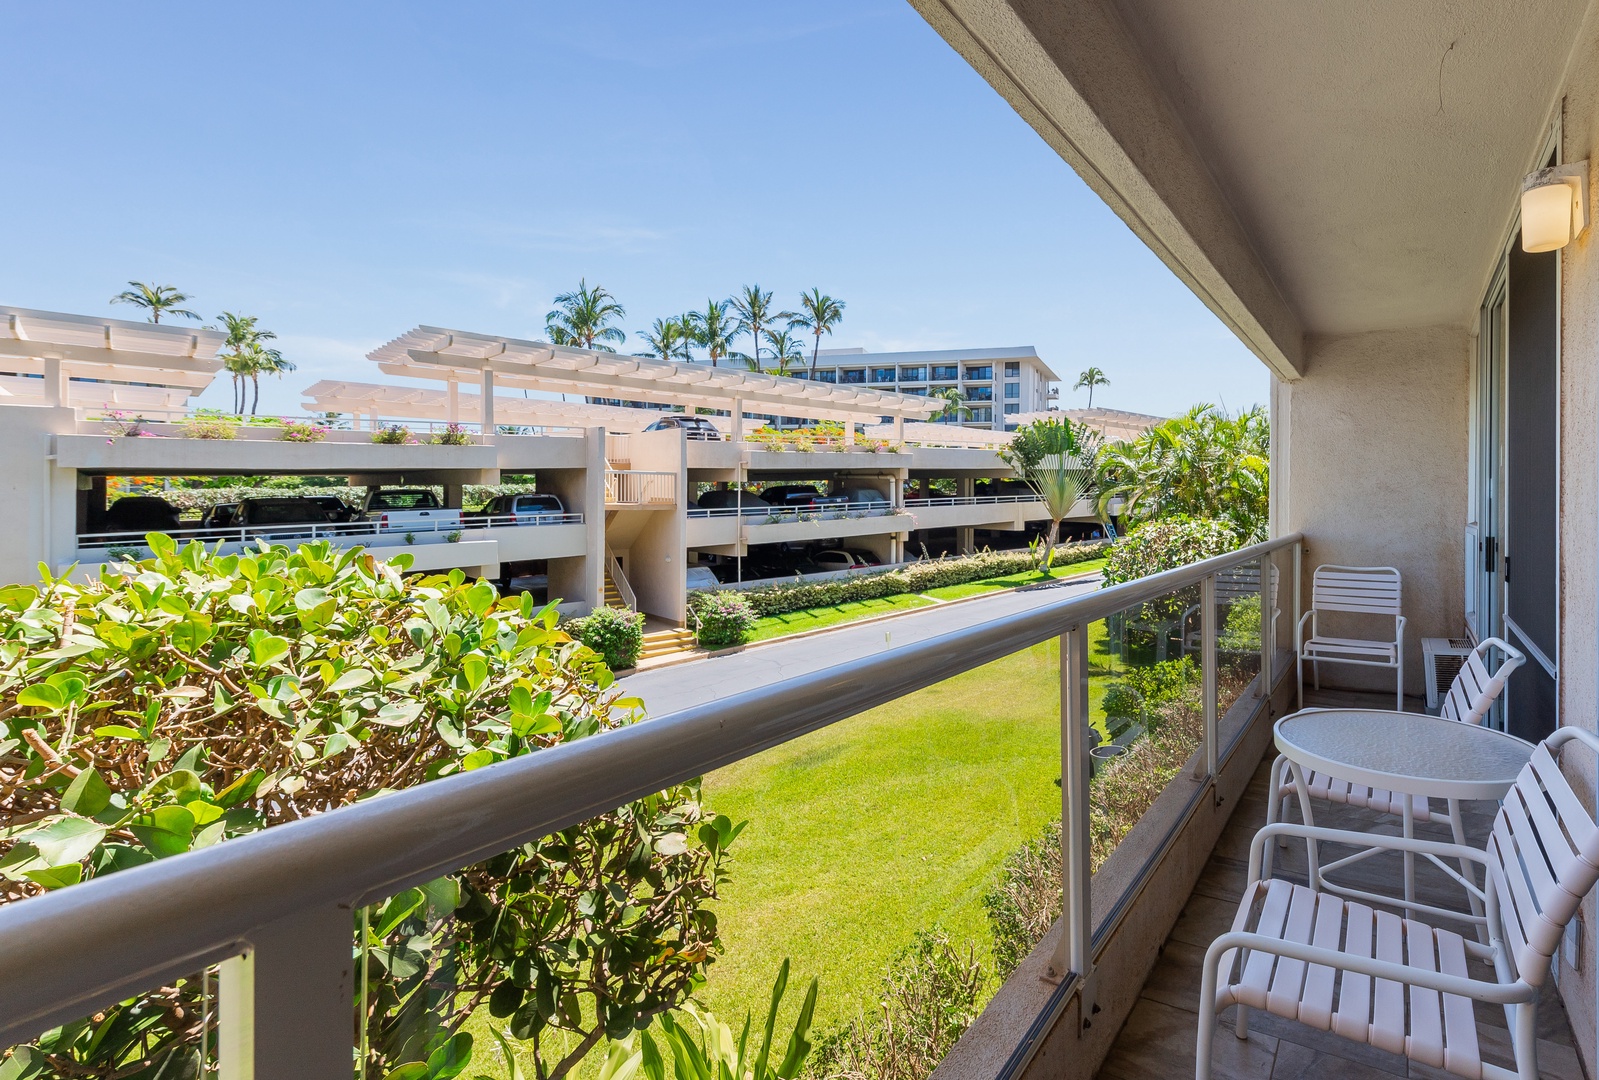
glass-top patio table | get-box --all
[1273,708,1535,918]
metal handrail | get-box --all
[605,547,637,611]
[0,532,1302,1050]
[902,494,1041,507]
[75,513,586,551]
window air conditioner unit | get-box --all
[1422,637,1474,711]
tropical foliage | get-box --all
[564,606,645,670]
[729,286,793,368]
[110,282,199,324]
[1073,366,1109,408]
[547,280,627,351]
[928,387,968,423]
[0,539,735,1080]
[1095,405,1269,540]
[999,417,1103,567]
[216,311,294,416]
[791,289,845,380]
[686,300,738,368]
[687,592,757,649]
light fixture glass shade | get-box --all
[1522,182,1574,252]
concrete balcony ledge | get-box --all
[69,536,501,581]
[54,432,499,476]
[741,511,913,545]
[744,448,911,471]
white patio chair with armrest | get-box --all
[1297,564,1405,710]
[1263,636,1526,881]
[1199,726,1599,1079]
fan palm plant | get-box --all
[1000,416,1103,569]
[790,289,846,380]
[730,286,794,368]
[636,317,688,362]
[686,299,737,367]
[930,386,969,423]
[546,280,627,351]
[1074,367,1110,408]
[111,282,199,324]
[216,312,278,414]
[753,327,807,376]
[1094,404,1269,539]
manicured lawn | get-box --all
[696,640,1062,1034]
[920,558,1108,601]
[746,593,935,642]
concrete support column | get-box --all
[956,476,975,554]
[480,369,496,435]
[43,357,65,407]
[442,483,463,510]
[844,419,855,446]
[731,398,744,442]
[447,378,460,424]
[893,414,904,443]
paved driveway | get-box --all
[622,574,1103,717]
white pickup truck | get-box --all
[363,489,463,535]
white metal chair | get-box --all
[1198,726,1599,1080]
[1265,637,1526,864]
[1297,565,1405,710]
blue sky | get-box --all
[2,1,1267,418]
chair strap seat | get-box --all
[1302,635,1399,661]
[1276,770,1433,822]
[1217,879,1484,1076]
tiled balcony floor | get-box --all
[1095,690,1586,1080]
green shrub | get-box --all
[1101,657,1202,735]
[689,591,757,649]
[809,929,985,1080]
[724,543,1109,620]
[983,820,1062,979]
[372,424,413,445]
[566,606,645,670]
[178,410,238,440]
[0,538,735,1079]
[1218,592,1263,653]
[151,483,541,515]
[432,422,473,446]
[278,419,328,443]
[1100,518,1238,628]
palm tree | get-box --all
[686,299,737,367]
[790,289,846,380]
[930,386,969,424]
[1074,367,1110,408]
[636,317,687,362]
[1094,404,1269,540]
[751,327,807,377]
[1000,416,1103,569]
[216,312,277,414]
[545,280,627,351]
[676,312,697,362]
[729,285,794,368]
[248,346,296,416]
[111,282,199,324]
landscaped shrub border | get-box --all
[701,543,1110,621]
[563,606,645,670]
[688,591,757,649]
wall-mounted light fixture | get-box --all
[1521,160,1589,252]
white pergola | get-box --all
[0,307,225,408]
[367,326,941,439]
[302,379,722,434]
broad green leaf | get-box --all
[374,701,423,727]
[328,668,375,693]
[419,876,461,918]
[130,804,196,858]
[372,889,425,938]
[465,580,497,617]
[509,713,560,738]
[23,863,83,889]
[654,833,689,857]
[61,768,112,817]
[489,1027,528,1080]
[16,684,64,711]
[460,748,495,771]
[425,1032,473,1080]
[597,1040,644,1080]
[461,656,488,693]
[382,1065,429,1080]
[245,630,291,668]
[92,724,143,741]
[19,816,106,866]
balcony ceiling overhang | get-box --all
[368,327,941,423]
[912,0,1593,375]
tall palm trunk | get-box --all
[250,374,260,415]
[809,336,820,380]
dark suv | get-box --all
[643,415,722,440]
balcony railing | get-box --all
[75,513,586,555]
[0,533,1301,1078]
[903,494,1042,507]
[603,469,677,506]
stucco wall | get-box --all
[1555,5,1599,1068]
[1279,327,1471,691]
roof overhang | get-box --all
[0,306,224,392]
[367,327,941,424]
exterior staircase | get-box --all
[640,626,697,661]
[602,570,627,609]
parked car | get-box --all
[643,415,722,440]
[362,488,462,535]
[471,492,567,524]
[696,489,772,514]
[101,496,180,534]
[200,502,239,530]
[686,566,721,590]
[842,488,893,511]
[303,495,359,524]
[234,497,334,541]
[812,549,883,572]
[845,548,883,566]
[759,485,849,510]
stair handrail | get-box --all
[604,546,637,611]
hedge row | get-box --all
[709,542,1110,620]
[129,484,542,514]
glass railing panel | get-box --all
[1214,557,1265,724]
[1088,583,1207,877]
[3,966,217,1078]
